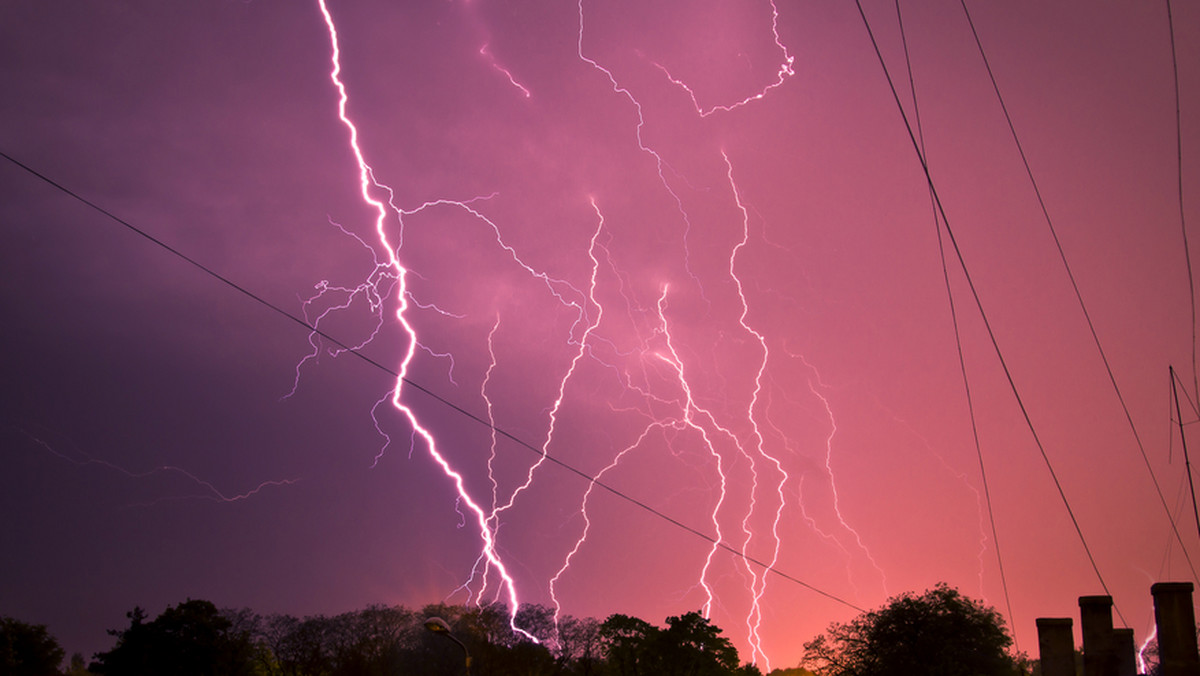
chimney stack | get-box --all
[1080,595,1118,676]
[1151,582,1200,676]
[1037,618,1076,676]
[1113,628,1135,676]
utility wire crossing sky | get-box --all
[1,0,1198,669]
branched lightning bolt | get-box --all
[285,217,397,400]
[458,314,504,605]
[795,474,861,596]
[649,284,730,618]
[20,430,296,507]
[721,150,786,669]
[549,419,691,619]
[644,276,783,670]
[653,0,795,117]
[561,3,834,667]
[800,359,889,595]
[1138,624,1156,674]
[315,0,535,640]
[303,1,880,666]
[467,201,606,619]
[470,202,603,523]
[573,1,713,296]
[529,200,608,621]
[882,407,991,596]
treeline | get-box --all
[3,599,767,676]
[4,583,1038,676]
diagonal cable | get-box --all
[852,0,1125,626]
[956,0,1198,585]
[0,147,865,614]
[892,0,1019,645]
[1164,0,1197,400]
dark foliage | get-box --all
[12,597,770,676]
[0,616,65,676]
[598,613,656,676]
[596,611,760,676]
[803,583,1026,676]
[90,599,259,676]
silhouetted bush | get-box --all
[0,616,65,676]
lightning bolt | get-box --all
[653,0,795,117]
[461,0,533,98]
[479,42,532,99]
[449,314,509,607]
[314,0,535,640]
[1138,624,1156,675]
[20,430,296,507]
[650,285,735,621]
[482,201,605,524]
[568,14,802,664]
[460,201,605,623]
[880,406,991,597]
[806,365,890,595]
[721,150,788,669]
[285,217,397,401]
[301,1,885,667]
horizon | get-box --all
[2,0,1198,670]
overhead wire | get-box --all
[1164,0,1197,401]
[1170,366,1200,539]
[851,0,1125,626]
[0,148,866,615]
[1172,367,1200,424]
[11,0,1181,627]
[891,0,1019,644]
[954,0,1199,586]
[1161,0,1199,592]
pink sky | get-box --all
[1,0,1198,670]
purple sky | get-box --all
[1,0,1198,670]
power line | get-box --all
[891,0,1019,646]
[1164,0,1197,401]
[954,0,1199,584]
[1171,367,1200,425]
[851,0,1123,625]
[1171,366,1200,540]
[0,148,865,615]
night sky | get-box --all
[2,0,1198,670]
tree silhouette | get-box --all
[556,614,602,675]
[599,613,658,676]
[91,599,259,676]
[81,597,768,675]
[803,583,1025,676]
[64,652,93,676]
[0,616,64,676]
[597,611,761,676]
[658,611,758,676]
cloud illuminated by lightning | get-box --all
[301,0,888,666]
[314,0,535,640]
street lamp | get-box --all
[424,616,471,675]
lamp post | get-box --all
[424,616,471,675]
